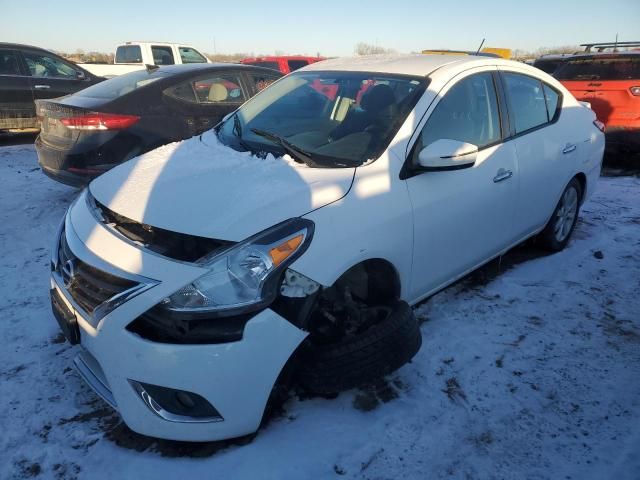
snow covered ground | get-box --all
[0,142,638,480]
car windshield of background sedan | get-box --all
[73,69,169,100]
[216,71,427,167]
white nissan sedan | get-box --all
[50,55,604,442]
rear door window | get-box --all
[115,45,142,63]
[287,60,309,71]
[502,72,549,134]
[151,46,175,65]
[0,51,22,75]
[555,56,640,81]
[22,52,78,78]
[178,47,207,64]
[166,73,247,104]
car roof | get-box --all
[118,42,197,48]
[301,54,509,76]
[151,63,283,75]
[563,51,640,60]
[535,54,573,61]
[0,42,57,53]
[241,56,324,63]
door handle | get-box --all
[34,84,50,90]
[493,168,513,183]
[562,143,577,154]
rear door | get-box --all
[500,70,577,238]
[0,48,35,130]
[162,70,249,137]
[21,49,92,101]
[555,55,640,128]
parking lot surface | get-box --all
[1,143,638,480]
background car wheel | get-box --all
[296,300,422,395]
[539,178,582,251]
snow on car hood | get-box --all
[89,131,355,241]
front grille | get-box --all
[56,230,138,315]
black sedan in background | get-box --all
[36,63,282,186]
[0,43,103,132]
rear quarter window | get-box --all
[542,84,561,121]
[555,56,640,81]
[115,45,142,63]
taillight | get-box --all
[630,86,640,96]
[60,112,140,131]
[593,120,605,132]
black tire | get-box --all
[539,178,582,252]
[296,301,422,395]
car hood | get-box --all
[89,133,355,241]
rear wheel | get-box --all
[539,178,582,251]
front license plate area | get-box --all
[51,288,80,344]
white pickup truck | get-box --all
[77,42,211,77]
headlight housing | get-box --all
[161,218,314,315]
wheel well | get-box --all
[574,173,587,203]
[330,259,401,304]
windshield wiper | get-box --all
[250,128,317,167]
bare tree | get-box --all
[354,42,396,56]
[204,53,250,63]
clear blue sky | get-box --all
[2,0,639,56]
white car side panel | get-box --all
[291,151,414,298]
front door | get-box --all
[21,50,91,101]
[404,70,518,301]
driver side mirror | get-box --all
[417,139,478,171]
[76,70,87,80]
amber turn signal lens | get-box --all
[269,234,304,266]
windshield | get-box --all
[74,69,167,99]
[555,55,640,81]
[216,71,427,167]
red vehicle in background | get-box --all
[554,41,640,153]
[240,55,325,74]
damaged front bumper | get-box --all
[50,191,308,441]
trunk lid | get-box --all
[36,95,110,148]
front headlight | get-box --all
[161,218,314,314]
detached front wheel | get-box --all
[296,300,422,395]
